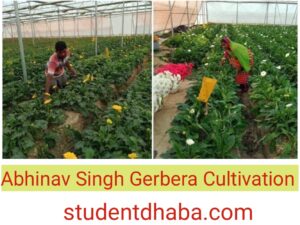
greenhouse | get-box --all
[153,0,297,159]
[3,0,152,159]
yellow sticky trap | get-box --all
[105,48,110,58]
[197,76,217,103]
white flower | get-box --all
[286,103,293,108]
[261,59,267,64]
[285,53,290,57]
[210,45,215,48]
[186,138,195,146]
[276,66,281,70]
[260,71,267,77]
[189,108,195,114]
[182,131,186,135]
[187,49,191,53]
[205,63,209,66]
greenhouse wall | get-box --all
[154,1,202,32]
[207,1,297,25]
[154,0,297,33]
[3,11,151,38]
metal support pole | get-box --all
[45,19,48,37]
[10,22,13,38]
[28,1,35,45]
[285,4,289,25]
[202,1,205,24]
[135,1,139,35]
[100,15,103,36]
[179,7,186,26]
[143,4,147,34]
[186,1,190,27]
[49,20,53,37]
[195,1,199,25]
[57,8,60,39]
[265,2,269,24]
[131,12,134,35]
[148,9,151,34]
[274,3,277,24]
[95,1,98,55]
[110,13,113,36]
[77,10,79,37]
[121,1,125,47]
[276,4,283,24]
[168,0,174,36]
[206,1,209,24]
[14,1,27,81]
[90,14,93,36]
[73,16,76,38]
[236,1,239,24]
[162,1,174,32]
[291,5,297,25]
[62,16,65,37]
[295,7,298,25]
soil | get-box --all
[154,43,194,158]
[116,56,149,94]
[95,100,107,109]
[154,80,195,158]
[154,44,174,68]
[46,111,85,158]
[238,91,271,159]
[62,111,85,131]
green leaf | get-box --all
[12,148,26,159]
[34,120,48,129]
[83,148,95,159]
[22,138,35,150]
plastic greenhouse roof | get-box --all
[3,0,152,24]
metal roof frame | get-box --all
[3,1,152,24]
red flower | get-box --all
[155,63,194,80]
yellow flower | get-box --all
[105,48,110,58]
[32,93,37,99]
[44,99,52,105]
[128,152,138,159]
[82,74,92,83]
[106,118,113,125]
[112,104,122,113]
[63,152,77,159]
